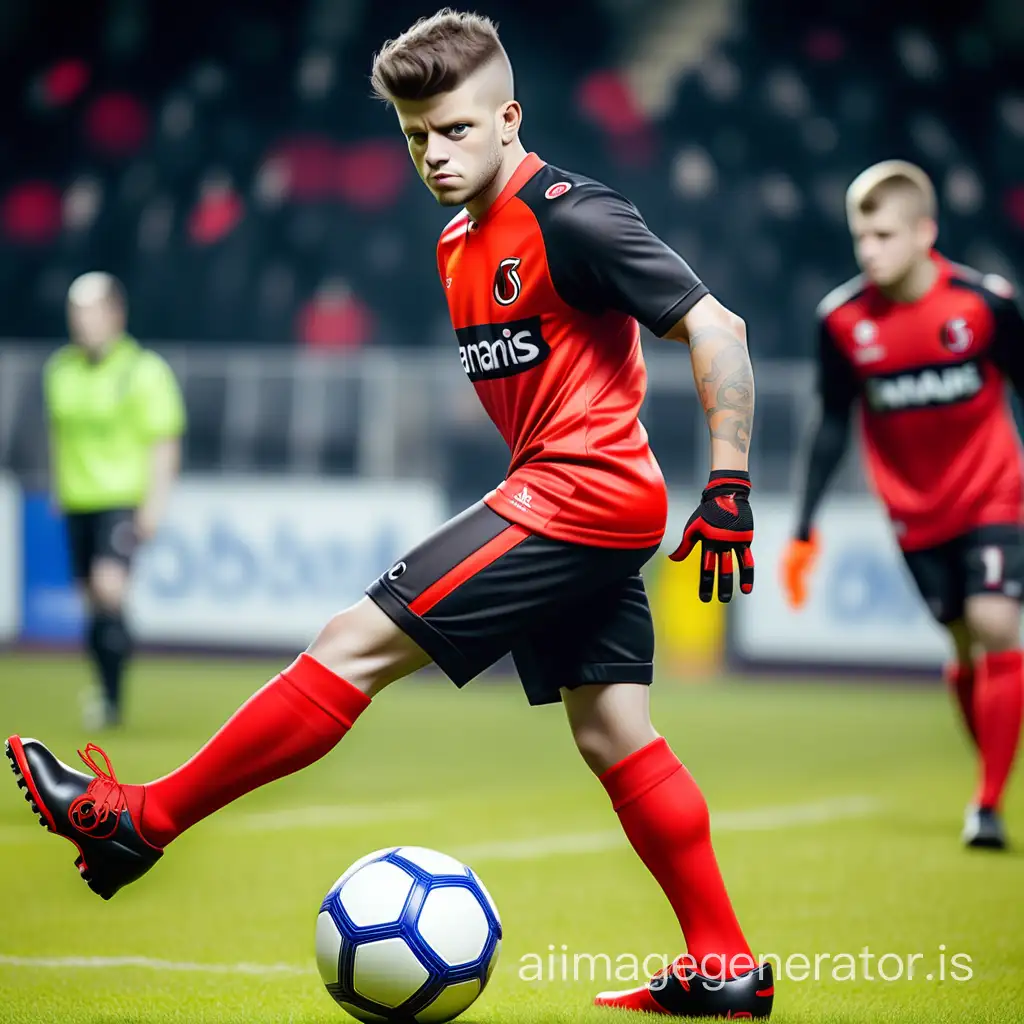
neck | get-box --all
[465,140,529,222]
[879,255,937,303]
[83,335,120,362]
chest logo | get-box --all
[940,317,974,354]
[852,319,885,364]
[494,257,522,306]
[853,320,877,345]
[455,316,550,382]
[865,360,983,412]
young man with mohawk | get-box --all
[7,10,772,1018]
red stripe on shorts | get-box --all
[409,524,531,616]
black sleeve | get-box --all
[541,183,708,336]
[795,321,860,540]
[987,285,1024,397]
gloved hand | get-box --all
[779,531,820,609]
[670,470,755,603]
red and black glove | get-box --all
[670,470,755,603]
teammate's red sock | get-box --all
[599,737,753,980]
[125,654,370,847]
[974,649,1024,810]
[944,661,978,747]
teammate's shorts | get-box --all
[902,523,1024,624]
[64,508,139,582]
[366,501,659,706]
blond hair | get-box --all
[370,9,507,102]
[846,160,937,222]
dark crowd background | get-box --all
[0,0,1021,357]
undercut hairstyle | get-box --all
[370,8,508,102]
[846,160,937,223]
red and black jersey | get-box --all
[437,152,707,549]
[817,252,1024,550]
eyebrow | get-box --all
[402,120,472,136]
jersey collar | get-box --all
[468,152,545,230]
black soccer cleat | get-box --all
[962,805,1007,850]
[595,959,773,1017]
[5,735,162,900]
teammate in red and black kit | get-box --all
[783,160,1024,850]
[5,11,773,1017]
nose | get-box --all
[424,134,449,170]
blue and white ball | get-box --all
[316,847,502,1023]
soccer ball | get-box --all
[315,847,502,1023]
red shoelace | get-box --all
[67,744,127,839]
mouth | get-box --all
[431,174,459,187]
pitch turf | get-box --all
[0,654,1022,1023]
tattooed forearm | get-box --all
[689,326,754,455]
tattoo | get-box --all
[688,325,742,351]
[692,331,754,454]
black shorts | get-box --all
[64,508,139,582]
[366,501,659,706]
[902,524,1024,625]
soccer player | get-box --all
[44,272,185,728]
[782,160,1024,850]
[6,13,773,1018]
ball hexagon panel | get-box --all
[416,886,490,966]
[352,936,431,1007]
[338,861,415,927]
[329,847,397,893]
[470,869,501,926]
[337,1001,391,1023]
[395,846,470,876]
[413,978,482,1023]
[315,911,343,985]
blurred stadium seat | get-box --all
[0,0,1018,356]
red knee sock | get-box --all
[599,737,753,980]
[944,661,978,747]
[126,654,370,847]
[974,649,1024,810]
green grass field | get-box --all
[0,653,1022,1023]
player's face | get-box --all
[850,197,934,288]
[67,298,124,353]
[395,80,506,208]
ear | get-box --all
[918,216,938,250]
[500,101,521,144]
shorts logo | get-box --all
[455,316,550,382]
[386,561,407,581]
[865,359,983,412]
[544,181,572,200]
[940,317,974,354]
[493,257,522,306]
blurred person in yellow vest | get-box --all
[44,272,185,728]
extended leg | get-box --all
[6,597,429,898]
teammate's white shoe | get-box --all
[962,805,1007,850]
